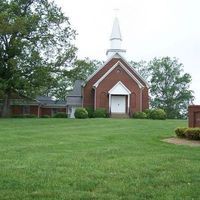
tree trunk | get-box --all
[1,93,11,117]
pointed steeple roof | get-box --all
[106,17,126,57]
[110,17,122,41]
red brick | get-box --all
[188,105,200,127]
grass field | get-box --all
[0,118,199,200]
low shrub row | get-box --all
[74,107,108,119]
[175,127,200,140]
[53,112,67,118]
[93,108,107,118]
[40,115,50,118]
[132,109,167,120]
[11,112,67,118]
[174,127,188,138]
[11,114,37,118]
[132,112,147,119]
[85,107,94,118]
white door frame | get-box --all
[108,81,131,114]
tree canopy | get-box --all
[149,57,194,118]
[132,57,194,119]
[47,58,102,100]
[0,0,76,116]
[130,60,149,81]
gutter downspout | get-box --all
[140,87,144,112]
[81,85,84,108]
[94,87,96,110]
[109,93,111,115]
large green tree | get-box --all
[66,58,102,83]
[131,57,194,118]
[149,57,194,118]
[42,58,102,100]
[0,0,76,116]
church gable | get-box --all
[93,60,144,89]
[84,57,119,87]
[84,53,148,90]
[94,63,143,112]
[95,64,141,94]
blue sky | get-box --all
[55,0,200,103]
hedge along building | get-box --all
[67,17,149,118]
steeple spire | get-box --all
[106,16,126,57]
[110,17,122,43]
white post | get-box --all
[127,94,130,114]
[109,94,111,114]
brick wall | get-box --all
[188,105,200,127]
[12,105,23,115]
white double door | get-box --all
[111,95,126,113]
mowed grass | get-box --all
[0,119,199,200]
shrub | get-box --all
[24,114,37,118]
[74,108,88,119]
[85,107,94,118]
[132,112,147,119]
[11,115,24,118]
[93,108,107,118]
[144,109,152,119]
[11,114,37,118]
[40,115,50,118]
[175,127,187,138]
[149,109,166,120]
[185,128,200,140]
[175,127,200,140]
[53,112,67,118]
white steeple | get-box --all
[106,17,126,57]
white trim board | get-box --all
[93,61,144,89]
[117,53,149,88]
[108,81,131,95]
[82,52,149,88]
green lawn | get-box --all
[0,118,199,200]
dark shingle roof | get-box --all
[36,96,66,106]
[66,96,82,106]
[68,80,83,96]
[67,80,83,106]
[36,96,52,101]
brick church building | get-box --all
[67,17,149,118]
